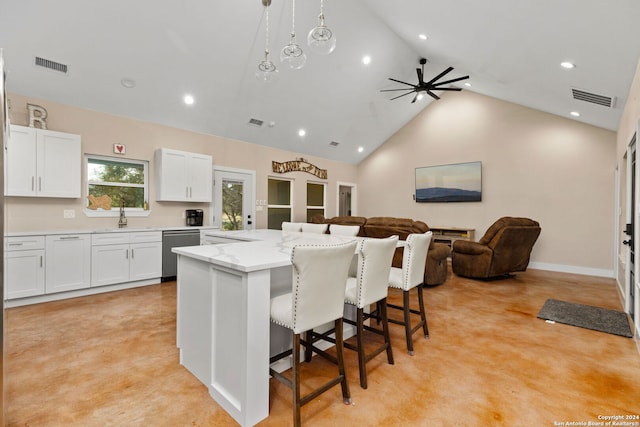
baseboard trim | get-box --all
[5,278,161,308]
[528,262,614,278]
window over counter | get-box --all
[306,182,325,222]
[84,155,151,217]
[267,177,293,229]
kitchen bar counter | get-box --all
[173,229,358,427]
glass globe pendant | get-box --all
[280,0,306,70]
[307,0,336,55]
[255,0,279,83]
[256,51,279,83]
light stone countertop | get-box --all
[174,229,358,272]
[6,226,219,237]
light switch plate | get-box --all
[63,209,75,219]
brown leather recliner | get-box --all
[451,217,541,279]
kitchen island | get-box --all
[173,229,357,427]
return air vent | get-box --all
[329,141,340,147]
[248,118,264,127]
[35,56,68,73]
[571,88,615,108]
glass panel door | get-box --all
[212,168,255,230]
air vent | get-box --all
[571,88,616,108]
[35,56,68,73]
[248,118,264,127]
[329,141,340,147]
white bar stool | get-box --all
[269,240,357,427]
[386,231,433,355]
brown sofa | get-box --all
[311,215,450,286]
[451,216,541,279]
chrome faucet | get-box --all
[118,197,127,228]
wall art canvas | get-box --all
[415,161,482,203]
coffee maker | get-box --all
[185,209,204,226]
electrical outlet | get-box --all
[63,209,75,219]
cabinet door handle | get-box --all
[40,255,43,268]
[186,187,189,198]
[31,176,35,191]
[60,236,80,240]
[8,242,23,247]
[126,249,129,259]
[131,248,134,259]
[189,186,192,198]
[38,176,42,192]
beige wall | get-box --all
[358,90,616,273]
[6,94,358,231]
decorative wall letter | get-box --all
[27,103,48,129]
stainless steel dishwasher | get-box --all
[161,229,201,281]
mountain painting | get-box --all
[415,161,482,203]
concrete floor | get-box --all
[5,268,640,426]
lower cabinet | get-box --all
[45,234,91,294]
[91,231,162,287]
[4,230,162,304]
[4,236,45,299]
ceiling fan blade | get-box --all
[380,88,417,92]
[427,90,440,100]
[425,67,454,85]
[390,90,418,101]
[431,75,470,87]
[417,67,424,85]
[433,87,463,92]
[388,77,417,87]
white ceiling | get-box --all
[2,0,640,164]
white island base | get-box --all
[174,230,358,426]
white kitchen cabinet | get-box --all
[45,234,91,294]
[4,236,46,299]
[91,231,162,287]
[5,124,81,198]
[155,148,212,202]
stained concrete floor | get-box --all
[5,268,640,426]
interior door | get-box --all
[625,137,637,323]
[212,168,255,230]
[632,136,638,324]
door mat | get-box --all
[537,299,633,338]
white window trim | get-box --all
[83,154,151,218]
[267,176,294,224]
[306,181,326,218]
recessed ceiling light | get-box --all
[358,146,364,153]
[183,94,195,105]
[570,111,580,117]
[362,55,371,65]
[298,129,306,137]
[560,61,575,69]
[418,34,428,40]
[416,92,425,101]
[464,82,472,87]
[120,78,136,89]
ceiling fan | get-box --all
[381,58,469,103]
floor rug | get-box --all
[537,299,633,338]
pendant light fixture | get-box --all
[256,0,279,83]
[307,0,336,55]
[280,0,306,69]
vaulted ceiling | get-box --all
[2,0,639,164]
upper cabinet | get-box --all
[155,148,212,202]
[5,125,81,198]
